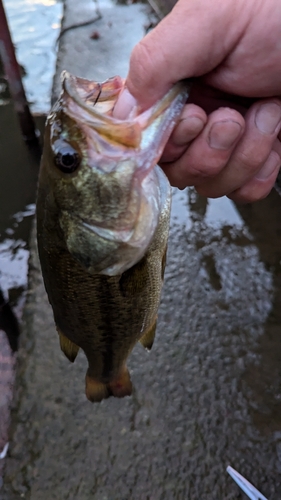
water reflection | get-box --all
[171,187,244,230]
[0,239,30,294]
[26,0,58,6]
[0,203,36,316]
[0,206,35,291]
[4,0,62,113]
[205,196,243,227]
[0,0,60,299]
[0,92,42,300]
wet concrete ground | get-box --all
[4,0,62,114]
[2,0,281,498]
[0,84,45,487]
[4,191,281,500]
[0,0,62,479]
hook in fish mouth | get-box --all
[61,72,142,149]
[60,71,191,154]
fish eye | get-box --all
[54,144,80,173]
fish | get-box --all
[36,72,189,402]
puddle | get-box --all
[171,187,244,230]
[0,96,44,311]
[0,0,62,303]
[0,0,62,477]
[205,196,244,227]
[0,239,29,292]
[4,0,63,113]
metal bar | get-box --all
[0,0,40,145]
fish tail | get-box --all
[85,365,133,402]
[107,365,133,399]
[85,374,110,402]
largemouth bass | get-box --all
[37,72,188,402]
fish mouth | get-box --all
[61,71,191,175]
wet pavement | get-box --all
[0,77,44,477]
[0,0,62,486]
[4,0,62,114]
[4,190,281,499]
[0,0,62,304]
[0,88,44,487]
[2,0,281,498]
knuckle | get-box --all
[235,149,265,173]
[207,162,225,177]
[229,183,273,204]
[186,151,228,179]
[234,137,276,174]
[187,165,220,185]
[196,157,226,178]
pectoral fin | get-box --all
[139,319,157,351]
[57,327,79,362]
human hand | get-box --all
[113,0,281,202]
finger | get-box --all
[160,107,244,189]
[228,141,281,203]
[187,79,254,115]
[124,0,249,109]
[160,104,207,163]
[228,152,280,203]
[112,88,138,120]
[196,99,281,198]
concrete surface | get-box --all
[0,330,15,485]
[0,79,45,487]
[2,0,281,498]
[51,0,149,101]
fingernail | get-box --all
[255,103,281,134]
[208,120,242,150]
[255,151,281,180]
[173,116,205,146]
[112,88,137,119]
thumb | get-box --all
[123,0,249,110]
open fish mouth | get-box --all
[61,71,190,175]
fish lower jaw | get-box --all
[85,366,133,402]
